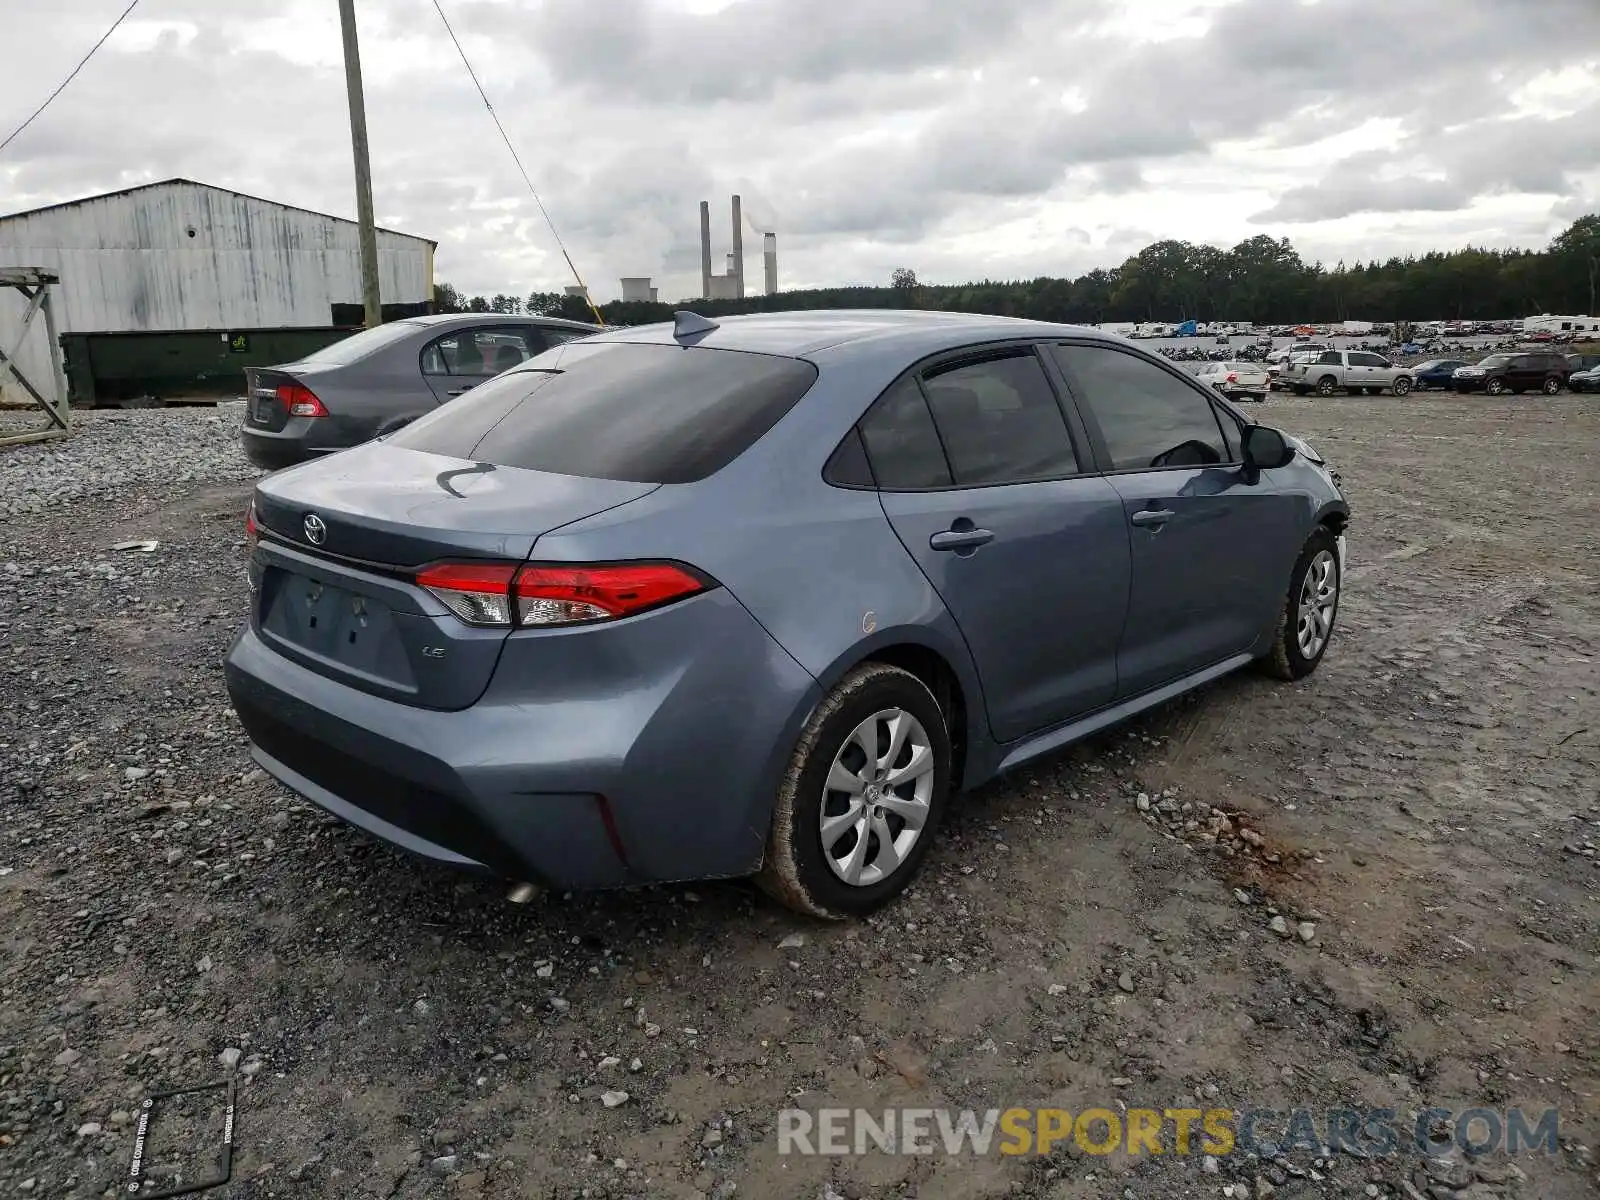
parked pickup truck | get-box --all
[1285,349,1414,397]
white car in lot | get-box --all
[1195,360,1270,402]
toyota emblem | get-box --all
[302,513,327,545]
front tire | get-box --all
[1262,528,1341,682]
[1542,376,1562,395]
[756,663,952,918]
[1392,377,1412,396]
[1486,377,1507,395]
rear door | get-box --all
[421,325,548,404]
[1049,342,1302,698]
[866,348,1130,742]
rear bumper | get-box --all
[223,588,820,890]
[241,420,352,470]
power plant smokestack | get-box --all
[762,232,777,296]
[699,201,712,301]
[730,194,745,299]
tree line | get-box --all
[433,214,1600,329]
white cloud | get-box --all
[0,0,1595,301]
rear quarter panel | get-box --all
[298,336,437,443]
[532,354,992,785]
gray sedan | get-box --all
[240,312,600,469]
[227,310,1348,918]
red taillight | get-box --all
[513,563,707,625]
[416,562,519,626]
[245,502,261,590]
[416,561,708,628]
[276,383,328,418]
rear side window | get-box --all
[386,341,818,484]
[859,378,952,489]
[919,352,1079,485]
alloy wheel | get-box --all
[1296,550,1338,660]
[819,708,935,887]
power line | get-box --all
[0,0,142,159]
[430,0,604,325]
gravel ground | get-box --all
[1,396,1596,1199]
[0,407,257,521]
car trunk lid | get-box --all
[244,366,300,432]
[250,440,659,709]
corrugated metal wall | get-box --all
[0,181,433,404]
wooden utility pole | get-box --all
[337,0,383,328]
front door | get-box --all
[858,354,1130,743]
[1048,343,1301,698]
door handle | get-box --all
[446,386,474,397]
[1129,508,1175,528]
[929,527,994,552]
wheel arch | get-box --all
[810,628,984,790]
[1315,500,1348,539]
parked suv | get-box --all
[1286,350,1413,397]
[1452,351,1571,395]
[226,311,1348,917]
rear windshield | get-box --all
[386,340,819,484]
[297,321,421,365]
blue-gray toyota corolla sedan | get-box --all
[225,310,1348,918]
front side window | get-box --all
[1050,345,1229,471]
[919,352,1079,486]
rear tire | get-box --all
[1261,527,1341,682]
[1316,376,1337,397]
[756,663,952,919]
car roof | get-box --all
[400,312,601,332]
[583,309,1134,360]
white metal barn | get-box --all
[0,178,435,404]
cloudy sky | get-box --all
[2,0,1597,302]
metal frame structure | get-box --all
[0,268,71,447]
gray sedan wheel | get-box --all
[1263,527,1341,681]
[756,662,951,918]
[1392,376,1412,396]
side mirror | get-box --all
[1242,424,1294,471]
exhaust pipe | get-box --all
[507,882,541,904]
